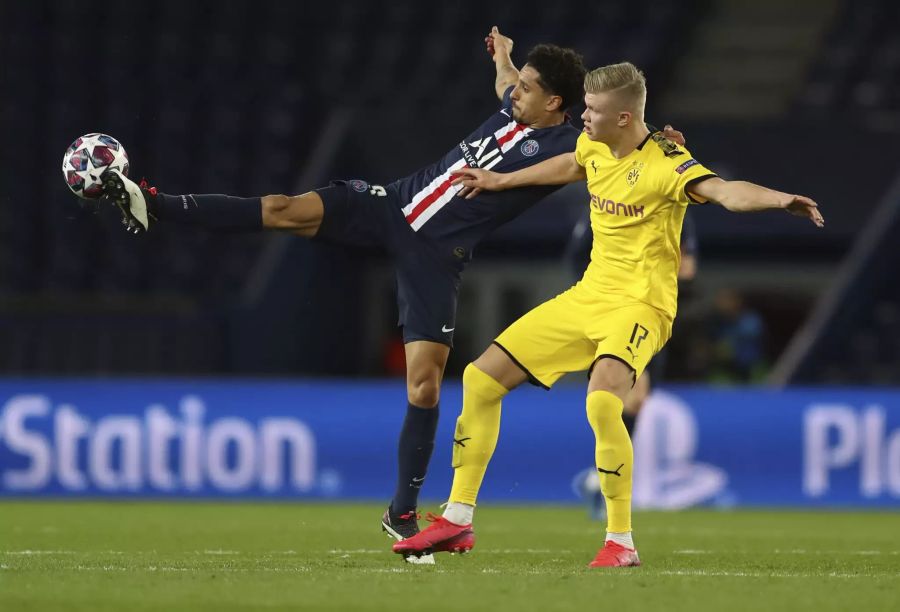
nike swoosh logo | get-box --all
[412,476,425,483]
[500,109,510,117]
[442,325,455,333]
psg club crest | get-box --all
[520,139,539,157]
[349,179,369,192]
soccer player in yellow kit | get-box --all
[393,62,824,567]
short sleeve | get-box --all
[659,153,717,205]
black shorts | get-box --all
[313,180,460,347]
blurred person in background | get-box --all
[708,288,766,383]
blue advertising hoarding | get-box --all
[0,380,898,507]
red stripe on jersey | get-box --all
[405,174,457,225]
[496,123,526,148]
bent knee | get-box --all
[471,345,526,390]
[589,359,635,395]
[407,378,441,408]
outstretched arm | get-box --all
[689,177,824,227]
[452,153,586,199]
[486,26,519,100]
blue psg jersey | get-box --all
[389,86,580,268]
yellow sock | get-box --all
[586,390,633,533]
[448,364,509,505]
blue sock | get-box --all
[150,193,263,231]
[391,403,439,515]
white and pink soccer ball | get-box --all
[62,133,129,199]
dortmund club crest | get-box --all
[626,162,644,187]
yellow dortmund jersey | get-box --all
[574,130,716,320]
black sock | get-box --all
[150,193,263,231]
[390,403,439,516]
[622,412,637,437]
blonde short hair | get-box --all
[584,62,647,115]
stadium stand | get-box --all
[797,0,900,121]
[1,0,699,373]
[1,0,897,378]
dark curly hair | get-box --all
[525,44,587,111]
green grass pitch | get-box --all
[1,502,898,611]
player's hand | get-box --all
[485,26,513,59]
[785,194,824,228]
[452,168,504,199]
[662,124,686,147]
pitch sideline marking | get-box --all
[2,564,898,578]
[659,569,900,579]
[672,549,899,556]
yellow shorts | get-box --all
[494,283,672,389]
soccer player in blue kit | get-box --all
[97,27,683,562]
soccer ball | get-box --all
[62,133,129,199]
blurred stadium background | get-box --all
[1,0,899,608]
[3,0,900,382]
